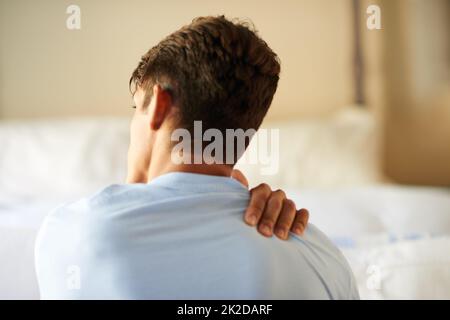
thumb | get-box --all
[231,169,249,189]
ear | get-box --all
[149,84,172,130]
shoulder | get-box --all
[290,224,345,258]
[36,184,148,242]
[36,185,145,258]
[40,182,175,228]
[290,224,360,299]
[45,183,163,219]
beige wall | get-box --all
[381,0,450,186]
[0,0,354,121]
[2,0,449,186]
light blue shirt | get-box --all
[35,172,359,299]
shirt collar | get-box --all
[148,172,248,193]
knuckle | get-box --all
[298,208,309,215]
[296,209,309,223]
[268,197,283,213]
[249,194,266,207]
[248,203,264,216]
[274,189,286,198]
[283,199,296,211]
[258,183,271,195]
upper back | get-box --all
[35,173,359,299]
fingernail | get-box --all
[275,228,287,239]
[260,225,272,236]
[293,227,303,235]
[246,215,257,226]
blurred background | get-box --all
[0,0,449,299]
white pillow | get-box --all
[0,117,129,202]
[236,106,385,188]
[0,107,380,201]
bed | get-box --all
[1,108,449,299]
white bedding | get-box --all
[1,184,449,300]
[343,236,450,300]
[287,185,450,237]
[287,186,450,300]
[0,226,39,299]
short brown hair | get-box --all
[130,15,280,133]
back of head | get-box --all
[130,15,280,135]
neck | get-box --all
[146,143,233,182]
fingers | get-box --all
[257,189,286,238]
[291,208,309,236]
[273,199,297,240]
[244,183,271,226]
[245,183,310,240]
[231,169,249,188]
